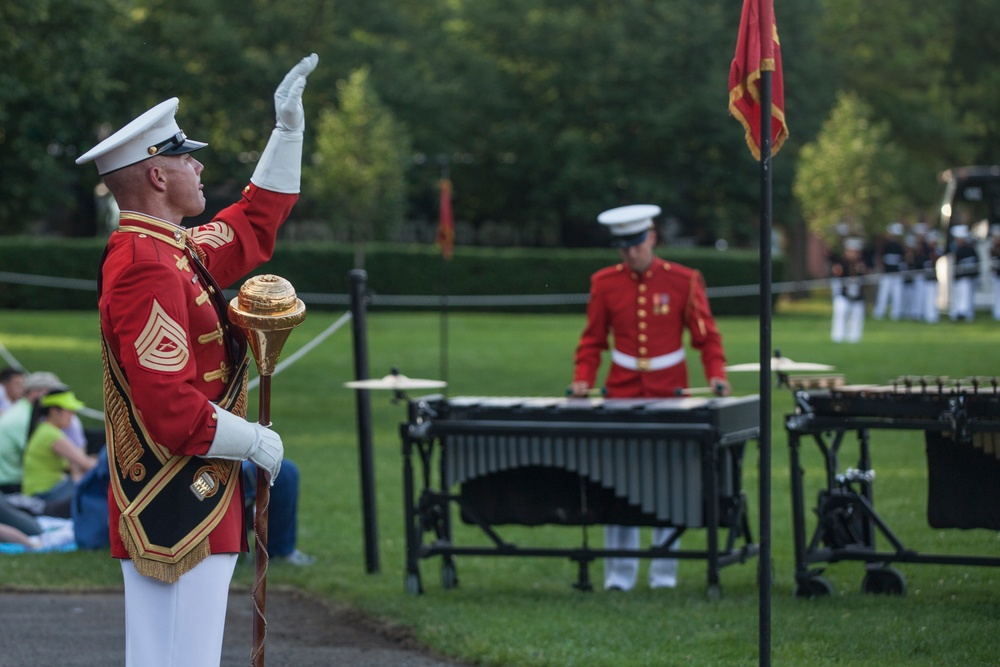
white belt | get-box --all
[612,347,685,372]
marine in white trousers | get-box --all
[873,273,904,320]
[924,280,940,323]
[603,525,679,590]
[122,554,238,667]
[949,277,976,321]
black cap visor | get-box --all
[610,230,649,248]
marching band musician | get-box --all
[873,221,906,321]
[950,224,978,322]
[76,54,318,667]
[569,204,731,592]
[830,237,869,343]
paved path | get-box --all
[0,587,464,666]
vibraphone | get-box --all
[786,376,1000,597]
[400,394,760,596]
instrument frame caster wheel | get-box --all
[861,565,906,596]
[405,572,423,596]
[795,574,835,598]
[441,561,459,589]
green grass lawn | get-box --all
[1,302,999,666]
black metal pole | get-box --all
[758,68,774,667]
[349,269,380,573]
[438,158,451,385]
[440,261,449,385]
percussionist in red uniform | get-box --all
[75,54,318,666]
[570,204,731,591]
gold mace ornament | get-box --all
[228,274,306,667]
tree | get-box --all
[304,67,411,264]
[0,0,126,234]
[793,91,908,245]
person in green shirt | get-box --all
[0,371,66,493]
[22,389,97,512]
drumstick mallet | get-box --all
[228,274,306,667]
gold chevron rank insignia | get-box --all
[189,222,235,249]
[134,299,190,373]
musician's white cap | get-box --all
[75,98,207,176]
[598,204,661,248]
[844,237,864,252]
[951,224,970,240]
[887,221,904,236]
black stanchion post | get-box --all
[349,269,380,573]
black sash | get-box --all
[99,235,250,583]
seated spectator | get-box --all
[243,459,315,565]
[0,366,26,415]
[0,371,66,494]
[22,389,98,517]
[0,492,43,542]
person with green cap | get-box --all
[21,388,97,513]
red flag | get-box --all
[728,0,788,160]
[436,178,454,260]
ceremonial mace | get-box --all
[228,274,306,667]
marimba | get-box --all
[400,394,760,596]
[786,377,1000,598]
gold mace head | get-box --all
[228,274,306,376]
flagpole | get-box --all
[758,67,773,667]
[438,158,451,385]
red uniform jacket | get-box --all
[99,184,296,559]
[573,257,727,398]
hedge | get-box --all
[0,237,781,316]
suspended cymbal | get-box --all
[344,373,447,390]
[725,357,834,372]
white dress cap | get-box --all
[75,98,207,176]
[844,237,864,252]
[597,204,661,247]
[887,221,905,236]
[951,224,970,240]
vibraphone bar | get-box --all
[400,394,760,596]
[786,377,1000,598]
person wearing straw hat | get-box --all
[570,204,731,591]
[76,54,318,666]
[0,371,67,494]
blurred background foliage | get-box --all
[2,0,998,252]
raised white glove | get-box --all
[206,403,284,485]
[251,53,319,194]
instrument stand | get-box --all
[787,388,1000,598]
[401,395,761,598]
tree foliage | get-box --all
[3,0,1000,246]
[304,67,411,250]
[0,0,126,235]
[793,92,907,244]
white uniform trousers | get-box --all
[908,275,926,319]
[992,275,1000,320]
[831,296,864,343]
[603,525,679,590]
[873,273,904,320]
[950,277,976,321]
[122,553,239,667]
[924,281,940,323]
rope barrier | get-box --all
[0,309,354,420]
[0,268,953,307]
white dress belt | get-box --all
[611,347,685,372]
